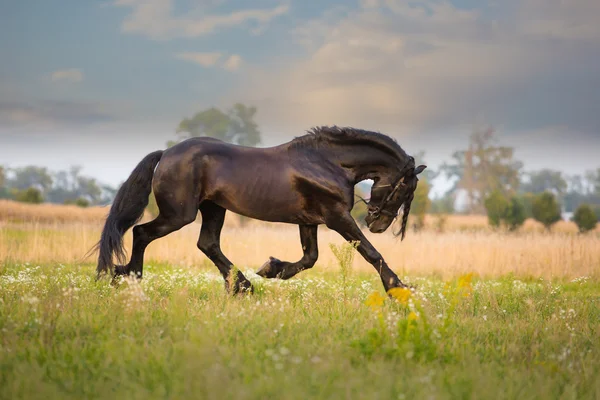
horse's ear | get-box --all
[414,165,427,175]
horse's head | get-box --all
[364,162,427,238]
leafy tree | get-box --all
[586,168,600,195]
[504,196,527,231]
[484,190,509,228]
[520,169,567,196]
[228,103,261,147]
[10,166,53,192]
[173,103,261,147]
[573,204,597,233]
[532,192,562,231]
[410,177,431,230]
[14,187,44,204]
[440,126,522,214]
[0,166,9,199]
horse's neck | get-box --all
[326,144,400,184]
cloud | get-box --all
[229,0,600,139]
[114,0,289,40]
[223,54,242,71]
[0,99,124,129]
[51,69,84,83]
[175,52,222,67]
[175,52,243,71]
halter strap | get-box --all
[365,158,414,220]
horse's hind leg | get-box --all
[116,199,198,279]
[197,201,253,294]
[256,225,318,280]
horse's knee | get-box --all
[198,240,219,258]
[362,247,382,266]
[301,248,318,269]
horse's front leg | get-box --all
[326,213,407,292]
[256,225,318,280]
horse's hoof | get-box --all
[256,257,281,278]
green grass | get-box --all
[1,260,599,400]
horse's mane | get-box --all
[290,126,409,162]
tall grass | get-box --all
[1,221,598,280]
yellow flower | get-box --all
[365,291,385,311]
[458,273,474,287]
[458,273,474,297]
[407,311,419,321]
[387,287,411,305]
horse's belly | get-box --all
[213,192,322,225]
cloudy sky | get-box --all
[1,0,599,192]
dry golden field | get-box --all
[1,200,598,280]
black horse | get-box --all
[95,126,426,294]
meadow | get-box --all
[1,200,599,399]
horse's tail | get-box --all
[95,150,164,278]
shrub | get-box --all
[410,178,431,230]
[505,196,527,231]
[484,190,509,228]
[532,192,561,231]
[64,197,90,208]
[14,187,44,204]
[573,204,597,233]
[484,191,527,231]
[592,205,600,222]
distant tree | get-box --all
[573,204,597,233]
[532,192,562,231]
[227,103,261,147]
[10,166,53,193]
[484,190,509,228]
[518,192,535,218]
[410,177,431,230]
[46,166,103,205]
[440,126,522,214]
[0,166,9,199]
[586,168,600,195]
[504,196,527,231]
[14,187,44,204]
[593,205,600,222]
[430,193,455,214]
[520,169,567,197]
[75,176,102,204]
[173,103,261,148]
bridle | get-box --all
[354,158,416,222]
[366,175,407,219]
[354,173,409,220]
